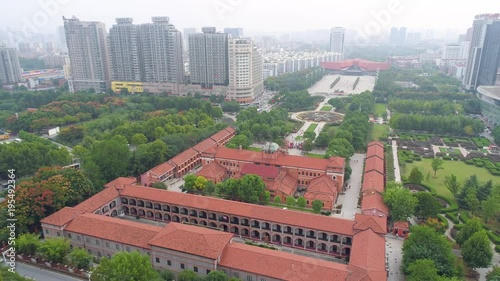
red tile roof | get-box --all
[210,128,234,143]
[169,148,198,166]
[192,138,217,153]
[224,127,236,135]
[394,221,409,229]
[240,163,279,179]
[353,214,387,235]
[64,213,162,249]
[304,175,338,203]
[215,147,344,171]
[196,161,227,181]
[104,177,137,190]
[148,223,233,259]
[364,157,384,175]
[321,58,390,71]
[368,141,384,148]
[269,170,297,196]
[40,207,84,227]
[121,186,355,235]
[219,243,349,281]
[74,186,120,212]
[348,229,387,281]
[328,157,346,170]
[366,145,384,160]
[361,193,389,216]
[362,171,385,193]
[149,162,175,177]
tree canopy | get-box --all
[91,251,160,281]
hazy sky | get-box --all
[1,0,499,35]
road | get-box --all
[16,262,85,281]
[336,153,365,219]
[386,235,405,281]
[392,140,402,183]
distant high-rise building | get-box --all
[463,14,500,91]
[63,16,111,93]
[109,18,142,82]
[442,44,460,60]
[329,27,345,53]
[390,27,406,45]
[224,27,243,38]
[0,44,22,84]
[227,38,263,103]
[183,27,197,53]
[139,17,184,83]
[188,27,228,87]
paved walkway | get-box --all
[335,153,365,219]
[392,140,402,183]
[386,235,405,281]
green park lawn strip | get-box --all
[402,158,500,204]
[246,147,262,152]
[371,124,389,141]
[305,153,325,159]
[438,147,461,154]
[320,105,333,111]
[305,123,318,133]
[374,103,386,117]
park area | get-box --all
[370,124,389,141]
[374,103,386,117]
[308,75,376,95]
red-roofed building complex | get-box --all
[321,58,390,75]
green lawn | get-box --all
[320,105,333,111]
[438,147,461,154]
[402,159,500,202]
[246,147,262,152]
[305,153,325,159]
[374,103,386,117]
[371,124,389,141]
[305,123,318,133]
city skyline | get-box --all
[1,0,499,39]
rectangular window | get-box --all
[155,257,160,263]
[126,247,130,252]
[206,270,211,274]
[194,267,198,272]
[67,233,72,239]
[96,240,100,245]
[77,236,81,241]
[115,244,119,250]
[234,273,240,278]
[167,260,172,266]
[56,232,61,237]
[105,242,110,248]
[97,252,102,257]
[246,275,253,281]
[181,263,185,269]
[86,237,90,243]
[261,279,267,281]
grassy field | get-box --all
[439,147,461,154]
[305,153,325,159]
[374,103,387,117]
[371,124,389,141]
[246,147,262,152]
[306,123,318,133]
[402,158,500,202]
[320,105,333,111]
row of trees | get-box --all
[278,90,322,112]
[390,113,484,136]
[0,131,72,179]
[389,99,464,116]
[274,195,323,213]
[326,110,371,158]
[264,67,323,92]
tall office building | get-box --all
[329,27,345,54]
[139,17,184,83]
[0,44,22,84]
[63,16,111,93]
[188,27,228,87]
[109,18,142,81]
[390,27,407,45]
[224,27,243,38]
[183,28,197,53]
[442,44,461,60]
[463,14,500,91]
[227,38,263,103]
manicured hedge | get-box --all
[445,213,460,224]
[435,194,458,213]
[496,245,500,253]
[487,231,500,245]
[437,214,449,229]
[454,224,464,231]
[459,213,470,224]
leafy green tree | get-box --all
[159,269,175,281]
[151,182,168,190]
[444,174,461,198]
[312,199,323,213]
[326,138,355,158]
[0,265,34,280]
[455,217,483,245]
[130,133,148,146]
[183,174,198,193]
[178,270,199,281]
[286,196,296,206]
[16,233,39,256]
[297,197,307,208]
[238,175,268,204]
[461,231,493,269]
[205,270,230,281]
[486,266,500,281]
[38,238,70,263]
[302,139,314,154]
[88,139,131,183]
[91,251,160,281]
[408,167,424,185]
[274,196,282,204]
[482,196,500,223]
[414,192,440,220]
[383,186,417,221]
[406,259,442,281]
[493,126,500,145]
[194,176,208,193]
[68,248,93,270]
[402,225,457,277]
[314,132,330,148]
[431,158,444,176]
[466,188,480,215]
